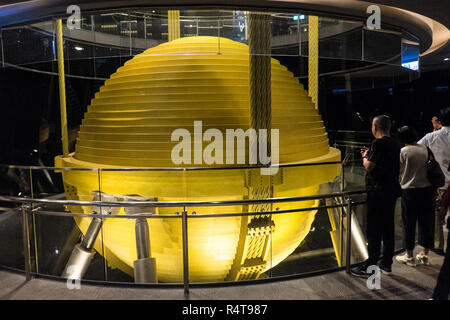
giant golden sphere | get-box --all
[56,36,340,282]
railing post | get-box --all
[339,195,345,267]
[182,207,189,297]
[144,16,147,41]
[339,165,345,267]
[21,203,32,281]
[345,197,352,274]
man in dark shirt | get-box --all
[351,115,401,277]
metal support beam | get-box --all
[182,209,189,296]
[124,195,158,284]
[345,197,352,273]
[339,195,345,266]
[308,16,319,109]
[61,192,112,280]
[61,217,101,279]
[133,216,157,283]
[21,204,32,281]
[168,10,180,41]
[56,19,69,156]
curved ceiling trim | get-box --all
[0,0,448,55]
[394,8,450,56]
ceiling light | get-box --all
[74,46,84,51]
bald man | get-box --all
[351,115,401,277]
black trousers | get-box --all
[366,188,397,266]
[401,187,436,251]
[433,222,450,300]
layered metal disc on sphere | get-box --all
[75,36,330,167]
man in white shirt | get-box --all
[418,107,450,252]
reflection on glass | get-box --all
[270,196,339,277]
[0,10,412,69]
[363,28,402,64]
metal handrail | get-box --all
[0,161,341,172]
[0,189,366,208]
[327,130,372,134]
[4,201,366,219]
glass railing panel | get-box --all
[343,196,403,266]
[0,205,26,271]
[98,169,186,284]
[31,168,107,281]
[185,212,244,284]
[346,201,369,266]
[342,159,366,192]
[0,167,35,273]
[267,161,341,276]
[331,137,370,193]
[93,213,184,284]
[183,166,258,284]
[269,193,341,277]
[32,207,104,281]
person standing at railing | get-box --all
[432,183,450,300]
[351,115,401,277]
[396,126,435,267]
[418,108,450,254]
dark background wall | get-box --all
[321,68,450,137]
[0,65,101,166]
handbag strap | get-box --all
[426,147,434,162]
